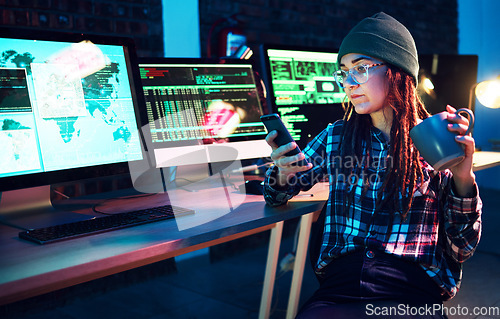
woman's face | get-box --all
[339,53,390,117]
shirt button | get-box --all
[366,250,375,258]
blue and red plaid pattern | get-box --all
[263,120,482,300]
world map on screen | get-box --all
[0,42,142,177]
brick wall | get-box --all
[199,0,458,58]
[1,1,458,59]
[0,0,163,58]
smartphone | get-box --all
[260,113,309,166]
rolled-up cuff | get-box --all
[263,165,300,206]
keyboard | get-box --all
[19,205,194,245]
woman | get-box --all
[263,12,482,318]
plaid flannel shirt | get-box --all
[263,120,482,300]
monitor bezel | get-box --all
[259,43,345,113]
[0,27,149,193]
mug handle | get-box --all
[455,108,475,135]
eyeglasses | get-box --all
[334,63,385,88]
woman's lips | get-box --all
[350,94,363,100]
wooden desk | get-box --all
[4,149,497,317]
[473,151,500,171]
[0,179,328,319]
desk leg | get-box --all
[286,212,314,319]
[259,221,284,319]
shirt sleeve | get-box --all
[262,125,332,207]
[262,165,302,206]
[442,177,483,263]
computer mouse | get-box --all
[239,180,264,195]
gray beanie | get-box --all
[337,12,419,83]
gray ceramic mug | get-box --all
[409,108,474,171]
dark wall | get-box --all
[200,0,458,58]
[1,1,457,58]
[0,0,164,58]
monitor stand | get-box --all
[0,185,94,230]
[170,164,210,189]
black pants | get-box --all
[296,249,448,319]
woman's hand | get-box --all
[265,131,312,187]
[446,104,476,196]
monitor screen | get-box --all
[260,44,346,148]
[138,58,270,168]
[0,27,147,227]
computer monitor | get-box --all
[0,27,147,229]
[260,44,346,148]
[137,58,271,170]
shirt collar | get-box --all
[371,126,390,150]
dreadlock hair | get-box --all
[338,65,430,221]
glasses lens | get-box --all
[335,64,378,88]
[334,70,345,88]
[352,65,369,84]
